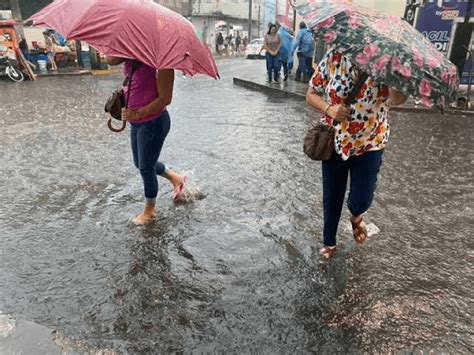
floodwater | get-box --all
[0,59,472,353]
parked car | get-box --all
[246,38,265,59]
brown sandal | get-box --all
[351,215,368,245]
[319,246,337,259]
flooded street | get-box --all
[0,58,473,353]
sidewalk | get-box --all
[233,73,474,116]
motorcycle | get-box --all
[456,45,472,110]
[0,56,24,82]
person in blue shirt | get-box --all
[277,25,294,81]
[291,21,315,82]
[54,32,67,46]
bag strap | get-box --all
[345,71,369,106]
[123,60,140,109]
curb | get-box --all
[233,77,304,100]
[233,77,474,116]
[91,69,123,75]
[36,70,93,77]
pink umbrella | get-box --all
[30,0,219,79]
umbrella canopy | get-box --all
[30,0,219,79]
[294,0,459,109]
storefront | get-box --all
[0,20,18,60]
[21,26,79,70]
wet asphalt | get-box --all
[0,58,473,353]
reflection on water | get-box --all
[0,60,472,353]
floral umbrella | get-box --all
[293,0,459,109]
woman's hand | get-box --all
[121,108,141,121]
[327,104,351,122]
[389,88,408,106]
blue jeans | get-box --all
[265,52,281,81]
[322,150,384,246]
[281,61,289,78]
[296,52,314,81]
[130,111,170,204]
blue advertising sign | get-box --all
[415,0,473,84]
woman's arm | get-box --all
[306,87,350,122]
[260,37,269,54]
[275,35,282,54]
[122,69,174,121]
[389,88,408,106]
[291,32,301,55]
[105,56,125,66]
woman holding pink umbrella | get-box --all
[31,0,218,225]
[106,56,188,225]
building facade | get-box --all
[155,0,266,52]
[157,0,192,16]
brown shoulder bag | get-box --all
[303,72,369,161]
[104,60,140,132]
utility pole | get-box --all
[248,0,252,40]
[257,4,261,38]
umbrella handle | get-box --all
[107,118,127,133]
[345,72,369,106]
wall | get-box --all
[191,16,216,46]
[193,0,261,20]
[154,0,191,16]
[352,0,405,17]
[23,26,47,47]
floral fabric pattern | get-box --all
[296,0,459,109]
[311,50,390,160]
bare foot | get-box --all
[131,204,156,225]
[165,170,187,198]
[131,212,156,225]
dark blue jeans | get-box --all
[265,52,281,81]
[296,52,314,81]
[281,61,289,78]
[130,110,170,204]
[322,150,384,246]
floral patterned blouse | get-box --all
[310,50,391,160]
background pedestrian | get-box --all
[43,31,58,71]
[277,25,294,81]
[292,21,314,82]
[261,23,281,83]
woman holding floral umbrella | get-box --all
[306,50,407,259]
[296,0,459,258]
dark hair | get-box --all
[267,23,277,35]
[299,21,307,29]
